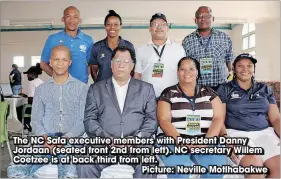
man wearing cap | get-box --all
[134,13,186,98]
[17,63,43,132]
[40,6,93,83]
[23,63,44,104]
[218,53,280,178]
[182,6,234,91]
[9,64,22,95]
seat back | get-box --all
[0,101,9,143]
[22,104,32,118]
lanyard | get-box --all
[203,36,212,51]
[177,83,198,111]
[198,35,212,51]
[153,45,166,62]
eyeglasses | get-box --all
[196,14,212,20]
[150,22,168,28]
[112,58,132,65]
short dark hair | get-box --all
[177,57,201,80]
[12,64,18,68]
[112,46,136,64]
[104,10,122,25]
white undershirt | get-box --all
[112,77,131,113]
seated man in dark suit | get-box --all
[78,46,157,178]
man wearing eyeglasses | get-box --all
[182,6,234,91]
[134,13,186,98]
[78,46,157,178]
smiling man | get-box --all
[182,6,234,91]
[7,45,89,178]
[134,13,186,98]
[40,6,93,83]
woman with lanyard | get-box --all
[90,10,135,82]
[218,53,280,178]
[157,57,229,178]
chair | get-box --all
[0,101,13,161]
[21,104,32,138]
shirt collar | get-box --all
[101,36,125,47]
[148,38,172,46]
[112,76,131,88]
[230,78,258,91]
[48,74,75,85]
[195,28,219,36]
[63,28,83,39]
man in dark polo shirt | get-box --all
[9,64,22,95]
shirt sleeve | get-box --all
[217,85,227,103]
[41,36,53,63]
[135,47,143,73]
[205,86,219,101]
[179,44,186,58]
[89,44,99,65]
[266,85,277,104]
[158,87,172,104]
[87,38,94,63]
[129,43,136,55]
[138,84,157,137]
[31,87,47,136]
[27,81,36,97]
[225,35,234,62]
[182,36,190,57]
[65,85,89,137]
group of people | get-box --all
[7,5,280,179]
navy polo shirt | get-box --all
[217,79,277,131]
[89,37,135,82]
[41,29,94,83]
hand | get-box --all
[186,144,194,149]
[42,134,54,154]
[227,144,239,164]
[56,135,68,148]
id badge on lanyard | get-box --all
[199,36,213,75]
[178,84,201,136]
[152,63,164,77]
[152,45,166,78]
[186,114,201,136]
[200,58,213,75]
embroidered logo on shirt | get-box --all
[79,45,87,53]
[230,92,240,99]
[254,93,264,99]
[59,40,63,43]
[100,53,105,58]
